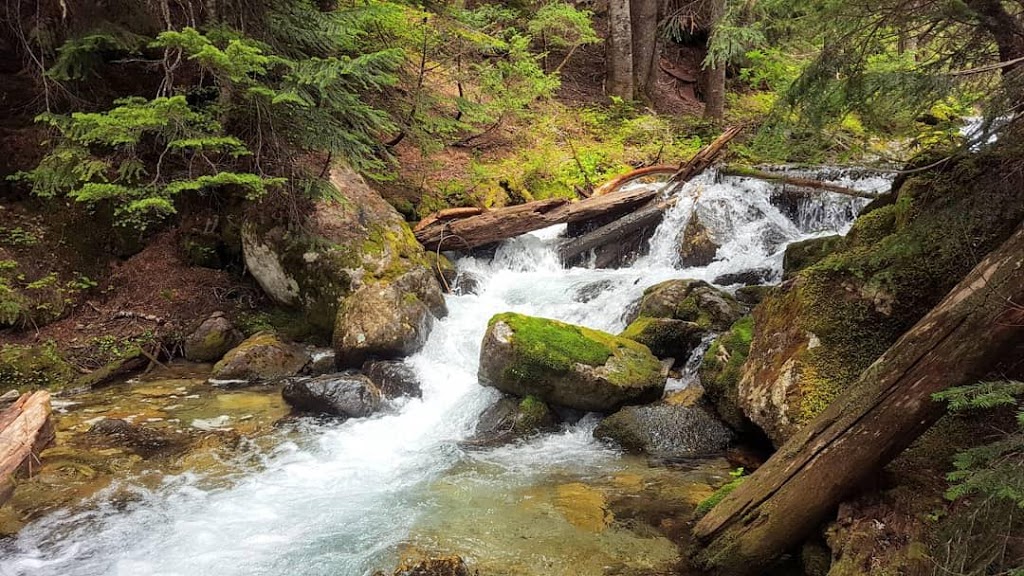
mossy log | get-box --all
[718,165,877,198]
[413,127,742,253]
[691,221,1024,575]
[0,391,55,505]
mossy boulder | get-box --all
[782,235,842,278]
[478,313,666,413]
[678,213,719,267]
[241,166,446,340]
[740,142,1024,445]
[594,402,733,457]
[282,373,382,417]
[619,317,703,360]
[468,394,559,446]
[699,316,754,431]
[211,332,310,382]
[183,312,243,362]
[628,279,742,331]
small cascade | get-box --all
[0,165,888,576]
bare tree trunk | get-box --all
[0,391,54,506]
[607,0,635,100]
[703,0,728,120]
[630,0,659,99]
[691,221,1024,575]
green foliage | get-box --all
[48,28,149,81]
[12,96,281,229]
[0,342,75,390]
[934,381,1024,508]
[527,3,599,50]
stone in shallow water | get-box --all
[595,402,733,458]
[281,373,382,417]
[478,312,665,413]
[363,360,422,399]
[211,332,310,382]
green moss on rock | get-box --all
[700,316,754,431]
[480,313,665,412]
[619,316,703,360]
[742,141,1024,444]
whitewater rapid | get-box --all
[0,169,886,576]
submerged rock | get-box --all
[468,395,559,447]
[594,402,733,458]
[619,317,703,360]
[385,556,470,576]
[282,373,382,417]
[678,213,720,267]
[183,312,243,362]
[478,313,665,412]
[363,360,422,399]
[211,332,309,382]
[86,418,181,457]
[242,166,446,344]
[627,279,742,331]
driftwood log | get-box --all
[691,221,1024,575]
[413,127,743,253]
[0,391,55,505]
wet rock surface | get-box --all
[282,373,382,417]
[363,360,422,399]
[627,279,742,331]
[466,395,559,447]
[713,268,774,286]
[594,401,733,458]
[478,313,665,413]
[211,332,310,383]
[619,317,704,360]
[678,213,720,267]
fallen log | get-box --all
[691,221,1024,575]
[0,391,55,505]
[413,126,742,253]
[414,186,660,252]
[719,164,877,199]
[412,207,486,234]
[558,126,743,265]
[591,165,677,197]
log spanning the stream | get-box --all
[412,126,743,253]
[690,221,1024,575]
[718,164,877,199]
[0,391,55,505]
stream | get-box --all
[0,168,889,576]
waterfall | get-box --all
[0,168,884,576]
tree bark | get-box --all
[718,165,877,198]
[0,391,54,506]
[607,0,636,99]
[691,221,1024,575]
[703,0,728,120]
[965,0,1024,77]
[630,0,659,98]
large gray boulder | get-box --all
[242,166,446,355]
[211,332,309,382]
[282,373,382,417]
[594,401,733,457]
[333,281,434,367]
[478,313,665,413]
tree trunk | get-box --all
[965,0,1024,77]
[0,391,55,506]
[703,0,728,120]
[630,0,659,99]
[607,0,635,99]
[691,221,1024,575]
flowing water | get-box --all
[0,169,888,576]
